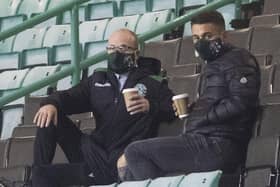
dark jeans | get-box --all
[32,115,111,187]
[123,133,245,181]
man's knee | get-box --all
[124,141,146,161]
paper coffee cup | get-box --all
[122,88,139,110]
[172,93,189,119]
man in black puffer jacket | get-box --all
[121,11,260,180]
[31,29,175,186]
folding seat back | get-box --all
[254,54,273,67]
[226,28,252,50]
[1,106,24,140]
[0,0,21,17]
[86,1,118,20]
[104,15,140,40]
[79,19,109,44]
[177,36,201,65]
[0,36,16,53]
[272,64,280,93]
[261,93,280,105]
[136,10,173,41]
[216,3,236,30]
[167,64,201,77]
[148,0,178,13]
[43,25,71,48]
[119,0,147,16]
[245,136,280,169]
[12,126,37,138]
[17,0,49,18]
[257,104,280,136]
[143,38,181,69]
[168,74,200,103]
[263,0,280,14]
[0,69,29,92]
[23,96,44,125]
[118,179,151,187]
[249,14,280,27]
[21,65,61,97]
[260,65,274,96]
[149,175,184,187]
[178,170,222,187]
[0,15,27,32]
[12,28,47,52]
[181,0,207,7]
[84,41,108,76]
[56,65,82,91]
[0,140,8,168]
[243,168,277,187]
[250,26,280,55]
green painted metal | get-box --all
[71,4,81,86]
[0,0,235,108]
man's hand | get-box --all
[33,104,58,128]
[127,95,150,115]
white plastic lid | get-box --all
[122,88,138,94]
[172,93,189,100]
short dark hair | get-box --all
[191,11,225,30]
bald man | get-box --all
[32,29,176,186]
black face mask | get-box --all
[108,51,136,74]
[194,38,226,61]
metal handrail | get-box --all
[0,0,235,107]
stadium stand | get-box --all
[1,0,280,186]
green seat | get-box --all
[178,170,222,187]
[0,36,15,53]
[86,1,118,20]
[22,65,61,96]
[217,3,236,30]
[84,41,107,76]
[46,0,85,24]
[0,52,20,71]
[0,15,27,32]
[104,15,140,39]
[0,0,21,17]
[56,64,81,91]
[148,175,184,187]
[136,10,173,41]
[17,0,50,18]
[43,25,71,47]
[12,28,47,52]
[21,47,50,68]
[182,0,207,7]
[148,0,178,12]
[118,179,151,187]
[79,19,110,44]
[119,0,147,16]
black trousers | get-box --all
[123,133,245,181]
[32,115,116,187]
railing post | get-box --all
[71,3,81,86]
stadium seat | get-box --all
[256,104,280,137]
[250,25,280,55]
[263,0,280,14]
[0,166,31,183]
[149,175,184,187]
[16,0,50,18]
[148,0,178,13]
[0,15,27,32]
[181,0,207,8]
[226,28,253,50]
[136,9,173,41]
[0,0,21,17]
[104,15,140,40]
[12,28,47,52]
[11,125,37,138]
[21,47,51,68]
[216,3,236,30]
[0,69,30,93]
[21,65,61,97]
[272,64,280,93]
[22,96,43,125]
[259,65,274,96]
[1,106,24,140]
[178,170,222,187]
[242,168,277,187]
[79,19,110,45]
[0,36,16,53]
[43,25,71,47]
[249,14,280,27]
[143,38,181,69]
[261,93,280,105]
[177,36,201,65]
[246,136,280,169]
[79,117,96,132]
[0,140,8,168]
[167,64,201,77]
[118,179,151,187]
[83,41,108,76]
[56,64,78,91]
[254,54,273,67]
[119,0,147,16]
[168,74,200,103]
[86,1,118,20]
[0,52,19,72]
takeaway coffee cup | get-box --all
[122,88,139,111]
[172,93,189,119]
